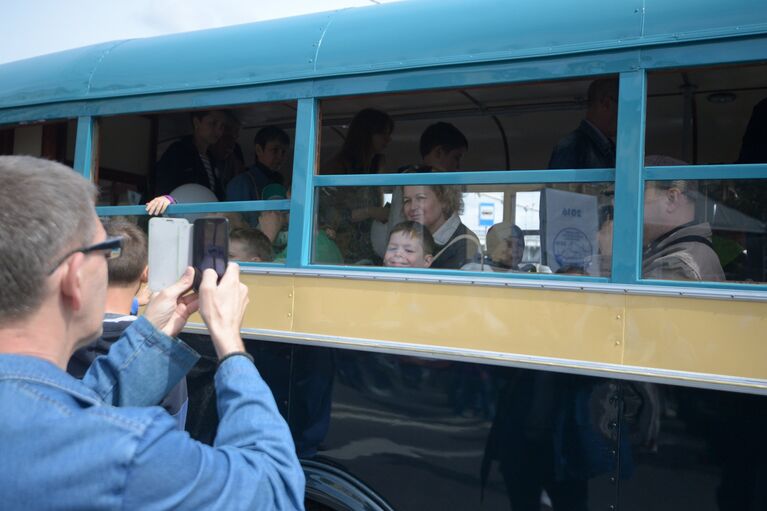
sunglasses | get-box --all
[47,236,123,275]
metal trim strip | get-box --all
[182,322,767,395]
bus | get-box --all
[2,0,767,509]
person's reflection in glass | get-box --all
[482,370,630,511]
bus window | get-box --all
[642,179,767,283]
[0,120,75,164]
[98,212,285,267]
[314,182,612,276]
[96,103,296,207]
[646,62,767,165]
[318,76,620,174]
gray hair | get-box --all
[0,156,97,323]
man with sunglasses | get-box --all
[0,156,304,510]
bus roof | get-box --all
[1,0,766,110]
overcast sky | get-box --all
[0,0,402,65]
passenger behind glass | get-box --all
[153,110,228,200]
[402,184,481,269]
[383,221,434,268]
[463,222,550,273]
[228,228,274,263]
[210,111,246,189]
[385,122,469,241]
[224,126,290,227]
[320,108,394,264]
[226,126,289,201]
[548,78,618,169]
[643,179,725,281]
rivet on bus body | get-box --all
[609,476,616,484]
[616,314,622,320]
[614,339,621,346]
[288,293,293,298]
[287,312,292,317]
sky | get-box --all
[0,0,402,65]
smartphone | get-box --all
[192,217,229,291]
[148,217,193,292]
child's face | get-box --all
[384,232,433,268]
[229,239,261,262]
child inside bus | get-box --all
[228,227,274,262]
[383,221,435,268]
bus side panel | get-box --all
[292,346,621,510]
[289,346,767,510]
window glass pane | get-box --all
[0,120,75,164]
[315,183,612,276]
[642,179,767,283]
[97,103,296,206]
[99,211,283,282]
[319,76,619,174]
[646,62,767,165]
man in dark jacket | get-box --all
[548,78,618,169]
[154,110,228,199]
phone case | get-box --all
[148,217,193,292]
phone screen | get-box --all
[192,217,229,291]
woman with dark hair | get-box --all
[402,184,481,269]
[325,108,394,174]
[320,108,394,264]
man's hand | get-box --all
[143,267,199,337]
[198,263,249,358]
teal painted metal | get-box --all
[0,0,765,111]
[286,98,319,267]
[0,50,638,124]
[611,71,647,284]
[95,200,290,217]
[644,164,767,181]
[315,170,613,188]
[641,35,767,70]
[73,116,95,179]
[237,262,285,268]
[641,279,767,292]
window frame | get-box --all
[34,35,760,291]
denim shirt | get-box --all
[0,317,305,510]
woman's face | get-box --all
[371,128,392,154]
[403,186,446,233]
